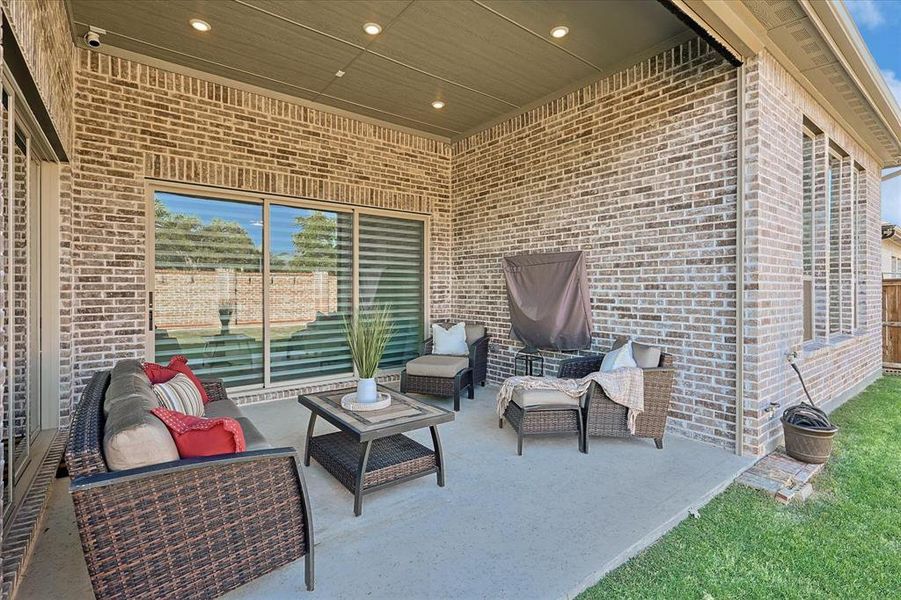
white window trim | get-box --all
[144,180,431,392]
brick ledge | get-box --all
[1,432,68,600]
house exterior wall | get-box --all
[70,49,452,405]
[452,38,741,449]
[0,1,74,594]
[0,13,6,585]
[0,0,74,152]
[741,50,883,455]
[881,236,901,276]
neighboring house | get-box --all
[0,1,900,595]
[881,223,901,277]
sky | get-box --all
[156,191,336,255]
[845,0,901,224]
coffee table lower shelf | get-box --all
[308,431,442,515]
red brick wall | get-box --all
[452,39,741,449]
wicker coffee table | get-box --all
[299,385,454,516]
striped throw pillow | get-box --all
[152,373,204,417]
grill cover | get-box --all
[502,251,592,351]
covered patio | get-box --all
[2,0,900,598]
[18,385,751,599]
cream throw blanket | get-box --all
[496,368,645,433]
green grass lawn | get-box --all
[580,377,901,600]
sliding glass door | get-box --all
[150,189,426,390]
[152,193,264,387]
[269,204,353,384]
[3,83,45,518]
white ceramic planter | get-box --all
[356,377,378,403]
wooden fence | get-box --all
[882,279,901,367]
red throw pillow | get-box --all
[142,356,209,404]
[166,355,209,404]
[151,407,246,458]
[142,360,178,384]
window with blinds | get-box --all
[152,190,426,389]
[358,214,425,368]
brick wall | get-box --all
[0,0,74,152]
[0,2,74,592]
[0,0,76,431]
[451,38,741,449]
[65,37,887,451]
[71,49,452,402]
[154,269,337,329]
[0,15,5,580]
[741,51,882,455]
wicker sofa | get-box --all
[558,347,675,452]
[400,323,489,411]
[65,360,314,599]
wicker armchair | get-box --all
[400,323,489,411]
[557,351,675,452]
[65,371,315,599]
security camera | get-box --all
[84,26,106,49]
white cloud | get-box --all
[847,0,886,29]
[882,69,901,107]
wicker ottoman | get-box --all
[500,388,584,455]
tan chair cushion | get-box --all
[406,354,469,378]
[612,336,662,368]
[512,388,581,409]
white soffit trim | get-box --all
[676,0,764,60]
[686,0,901,167]
[803,0,901,163]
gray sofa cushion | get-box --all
[103,359,151,417]
[103,361,179,471]
[235,417,272,451]
[103,360,275,469]
[406,354,470,378]
[612,336,662,369]
[202,398,243,420]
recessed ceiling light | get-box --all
[431,100,445,110]
[363,22,382,35]
[550,25,569,39]
[190,19,211,32]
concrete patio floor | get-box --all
[17,385,753,599]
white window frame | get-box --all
[801,128,815,343]
[145,180,431,393]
